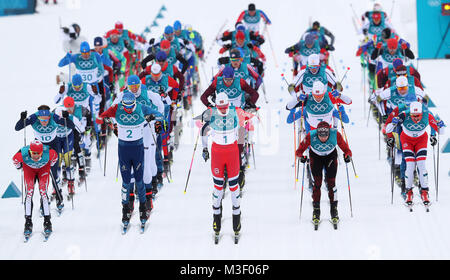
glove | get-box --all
[298,93,307,102]
[62,110,69,119]
[202,147,209,162]
[20,111,27,120]
[335,82,343,92]
[401,43,408,50]
[62,27,69,34]
[15,162,23,170]
[299,155,307,163]
[392,117,401,125]
[387,137,395,147]
[430,135,437,146]
[376,42,383,49]
[331,90,340,98]
[288,84,295,94]
[113,123,118,137]
[344,154,352,163]
[59,84,65,94]
[91,85,98,94]
[363,28,368,35]
[154,121,162,134]
[145,114,155,122]
[95,117,104,124]
[247,43,254,49]
[437,120,445,128]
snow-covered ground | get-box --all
[0,0,449,260]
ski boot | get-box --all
[55,188,64,215]
[78,166,86,183]
[400,178,406,200]
[145,192,153,213]
[24,216,33,241]
[420,188,430,211]
[312,202,320,230]
[43,216,52,240]
[156,172,163,191]
[405,189,414,211]
[213,212,221,244]
[121,204,131,234]
[84,150,91,174]
[330,201,339,229]
[139,204,149,223]
[233,212,241,244]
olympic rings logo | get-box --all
[244,15,259,23]
[78,60,94,68]
[384,53,400,62]
[309,103,329,113]
[370,26,384,34]
[218,88,239,97]
[167,57,176,64]
[303,48,316,55]
[35,124,55,133]
[214,117,235,127]
[234,72,246,78]
[119,113,140,123]
[304,76,325,85]
[69,92,87,101]
[313,143,334,151]
[405,122,426,131]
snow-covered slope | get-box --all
[0,0,449,260]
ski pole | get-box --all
[436,134,440,201]
[184,127,201,194]
[21,118,27,204]
[349,3,362,27]
[103,134,108,176]
[299,161,306,220]
[63,117,75,210]
[391,146,395,204]
[337,104,358,178]
[116,160,120,182]
[204,19,228,62]
[263,24,278,68]
[345,161,354,218]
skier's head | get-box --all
[236,22,246,32]
[409,101,423,123]
[80,41,91,59]
[127,75,141,93]
[230,48,243,68]
[72,74,83,90]
[37,105,51,126]
[387,38,398,54]
[160,40,171,55]
[164,25,174,41]
[94,36,106,53]
[235,31,246,47]
[115,21,124,34]
[392,58,403,70]
[396,75,409,95]
[307,54,321,74]
[173,20,182,36]
[222,66,235,87]
[29,140,44,162]
[150,63,162,82]
[372,12,382,25]
[248,3,256,16]
[215,92,230,116]
[381,28,392,40]
[312,21,320,30]
[305,33,315,48]
[316,121,331,143]
[72,23,81,37]
[373,2,383,12]
[155,50,167,68]
[311,80,326,103]
[394,65,407,77]
[110,29,120,44]
[63,96,75,114]
[122,92,136,114]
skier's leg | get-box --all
[37,164,52,217]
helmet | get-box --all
[305,33,315,45]
[29,140,44,155]
[64,96,75,108]
[94,36,104,47]
[173,20,182,31]
[215,92,230,116]
[373,2,383,12]
[248,3,256,11]
[230,48,241,59]
[235,31,245,40]
[127,75,140,86]
[115,21,124,30]
[312,81,325,96]
[72,23,80,35]
[381,28,391,40]
[409,101,422,114]
[164,25,174,35]
[222,66,235,79]
[393,58,403,69]
[156,51,167,62]
[80,41,90,53]
[396,76,408,88]
[307,54,320,67]
[160,40,171,50]
[72,74,83,87]
[151,63,162,75]
[312,21,320,29]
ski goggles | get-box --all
[317,127,330,137]
[151,72,162,80]
[30,150,43,157]
[128,84,140,92]
[397,86,408,92]
[230,57,242,62]
[410,113,422,121]
[122,100,136,109]
[72,84,83,90]
[309,65,320,71]
[223,77,234,84]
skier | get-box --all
[376,58,422,90]
[295,121,352,229]
[13,140,58,240]
[15,106,75,212]
[284,33,321,76]
[236,3,271,33]
[385,101,445,207]
[201,92,243,243]
[360,9,393,37]
[96,92,162,231]
[371,38,415,70]
[302,21,335,51]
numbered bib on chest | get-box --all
[115,104,145,141]
[210,108,239,145]
[21,146,50,169]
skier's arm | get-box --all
[173,67,185,92]
[54,84,69,104]
[200,79,217,107]
[176,52,189,74]
[12,150,23,169]
[240,79,259,105]
[295,133,311,157]
[53,113,75,130]
[260,10,271,25]
[15,114,37,131]
[323,27,335,46]
[99,104,118,120]
[140,53,156,69]
[58,53,76,67]
[247,64,262,89]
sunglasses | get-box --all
[73,84,82,90]
[122,102,136,109]
[230,58,242,62]
[309,65,320,70]
[30,151,43,156]
[38,117,50,122]
[397,86,408,91]
[224,78,234,83]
